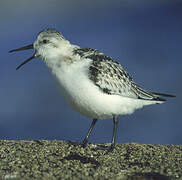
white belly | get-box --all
[50,60,159,119]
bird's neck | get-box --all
[43,43,73,68]
[42,43,81,74]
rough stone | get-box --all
[0,140,181,180]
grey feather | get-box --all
[73,47,174,101]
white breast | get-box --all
[47,59,160,119]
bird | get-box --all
[9,28,175,151]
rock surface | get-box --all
[0,140,181,180]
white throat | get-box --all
[41,40,75,70]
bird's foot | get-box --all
[81,139,88,148]
[67,140,82,146]
[93,143,115,153]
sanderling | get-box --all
[9,29,175,151]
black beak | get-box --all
[9,44,33,53]
[9,44,36,70]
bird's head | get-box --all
[9,28,70,70]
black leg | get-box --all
[82,119,98,147]
[109,115,119,151]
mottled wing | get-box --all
[89,55,138,98]
[73,48,165,101]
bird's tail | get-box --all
[147,91,176,101]
[134,84,176,101]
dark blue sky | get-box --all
[1,0,181,145]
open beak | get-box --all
[9,44,36,70]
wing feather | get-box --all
[73,47,173,101]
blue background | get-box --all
[1,0,181,144]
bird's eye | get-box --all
[42,39,48,44]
